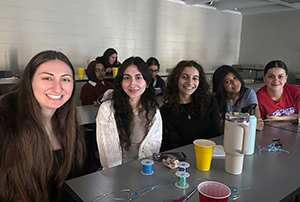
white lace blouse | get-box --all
[96,100,162,169]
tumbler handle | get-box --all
[240,124,250,154]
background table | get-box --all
[265,120,299,133]
[75,75,88,82]
[238,66,264,81]
[64,125,300,202]
[0,77,19,85]
[0,77,19,95]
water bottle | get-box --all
[242,104,257,155]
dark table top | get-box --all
[264,120,299,133]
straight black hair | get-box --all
[146,57,160,70]
[212,65,246,115]
[264,60,288,75]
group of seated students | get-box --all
[0,49,299,202]
[80,49,166,106]
[80,48,120,106]
[93,55,300,170]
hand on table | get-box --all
[106,67,112,73]
[264,116,280,122]
[264,113,299,122]
[256,118,264,130]
[264,115,295,121]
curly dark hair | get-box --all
[112,56,158,150]
[163,60,214,114]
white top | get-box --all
[96,99,163,169]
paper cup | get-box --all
[198,181,231,202]
[194,139,215,171]
[77,68,84,79]
[112,67,118,78]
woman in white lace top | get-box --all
[96,56,162,169]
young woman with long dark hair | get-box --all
[96,48,121,75]
[96,56,162,169]
[0,50,86,202]
[212,65,264,130]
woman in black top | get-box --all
[146,57,165,96]
[0,50,85,202]
[160,60,221,152]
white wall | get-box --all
[0,0,242,75]
[239,9,300,83]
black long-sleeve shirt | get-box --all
[160,97,221,152]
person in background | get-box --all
[87,57,95,65]
[96,56,162,169]
[212,65,264,130]
[256,60,300,121]
[96,48,121,75]
[160,60,221,152]
[146,57,165,96]
[80,58,114,106]
[0,50,86,202]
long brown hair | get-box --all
[163,60,214,114]
[0,50,86,202]
[112,56,158,150]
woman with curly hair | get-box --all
[0,50,86,202]
[160,60,221,152]
[96,56,162,169]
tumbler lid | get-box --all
[241,104,257,115]
[225,112,249,123]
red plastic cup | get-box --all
[198,181,231,202]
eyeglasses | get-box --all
[95,68,106,73]
[149,69,159,73]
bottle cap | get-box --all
[241,104,257,115]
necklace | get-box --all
[181,105,191,120]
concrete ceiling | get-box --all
[175,0,300,15]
